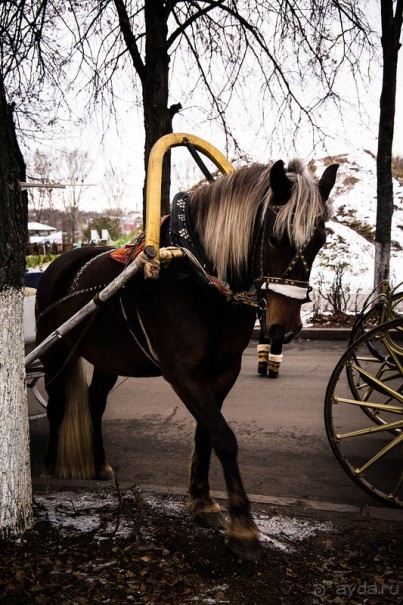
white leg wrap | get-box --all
[268,353,283,376]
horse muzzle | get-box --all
[268,323,302,345]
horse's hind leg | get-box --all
[44,379,66,476]
[41,337,96,479]
[88,368,118,480]
[41,342,71,475]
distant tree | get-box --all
[102,165,127,214]
[57,149,93,244]
[26,150,55,224]
[0,74,33,539]
[374,0,403,287]
[83,216,123,242]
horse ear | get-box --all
[269,160,292,205]
[318,164,339,201]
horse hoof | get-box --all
[227,535,264,562]
[194,510,227,530]
[268,371,279,378]
[257,363,268,376]
[95,465,114,481]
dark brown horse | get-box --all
[35,158,338,560]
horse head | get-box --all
[259,159,339,345]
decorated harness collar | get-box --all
[170,192,211,273]
[169,192,259,307]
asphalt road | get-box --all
[29,336,394,511]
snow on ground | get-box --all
[252,514,331,553]
[34,491,136,539]
[145,495,332,553]
[310,150,403,309]
[34,491,332,554]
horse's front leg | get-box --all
[216,422,262,560]
[188,422,226,529]
[170,372,263,561]
[188,372,238,530]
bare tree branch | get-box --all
[1,1,378,210]
[113,0,146,82]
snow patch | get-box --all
[34,491,332,555]
[312,151,403,297]
[257,514,332,552]
[34,491,136,539]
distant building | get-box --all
[27,222,63,252]
[28,222,56,238]
[121,213,143,235]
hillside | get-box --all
[310,151,403,304]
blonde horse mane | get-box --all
[190,160,324,282]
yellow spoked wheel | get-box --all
[325,318,403,508]
[346,286,403,418]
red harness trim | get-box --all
[110,241,145,265]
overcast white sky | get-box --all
[80,58,403,213]
[78,52,403,214]
[26,2,403,214]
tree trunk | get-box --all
[0,76,33,539]
[142,0,173,221]
[374,1,403,287]
[113,0,182,222]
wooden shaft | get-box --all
[25,249,152,367]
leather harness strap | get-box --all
[258,209,315,302]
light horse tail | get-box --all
[54,357,95,480]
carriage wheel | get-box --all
[26,361,48,414]
[346,291,403,413]
[325,318,403,508]
[348,290,403,346]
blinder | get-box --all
[260,276,312,303]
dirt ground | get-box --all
[1,484,402,605]
[10,313,401,603]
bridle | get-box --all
[174,142,317,307]
[254,206,316,305]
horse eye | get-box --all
[268,235,280,247]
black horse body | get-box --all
[35,159,338,560]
